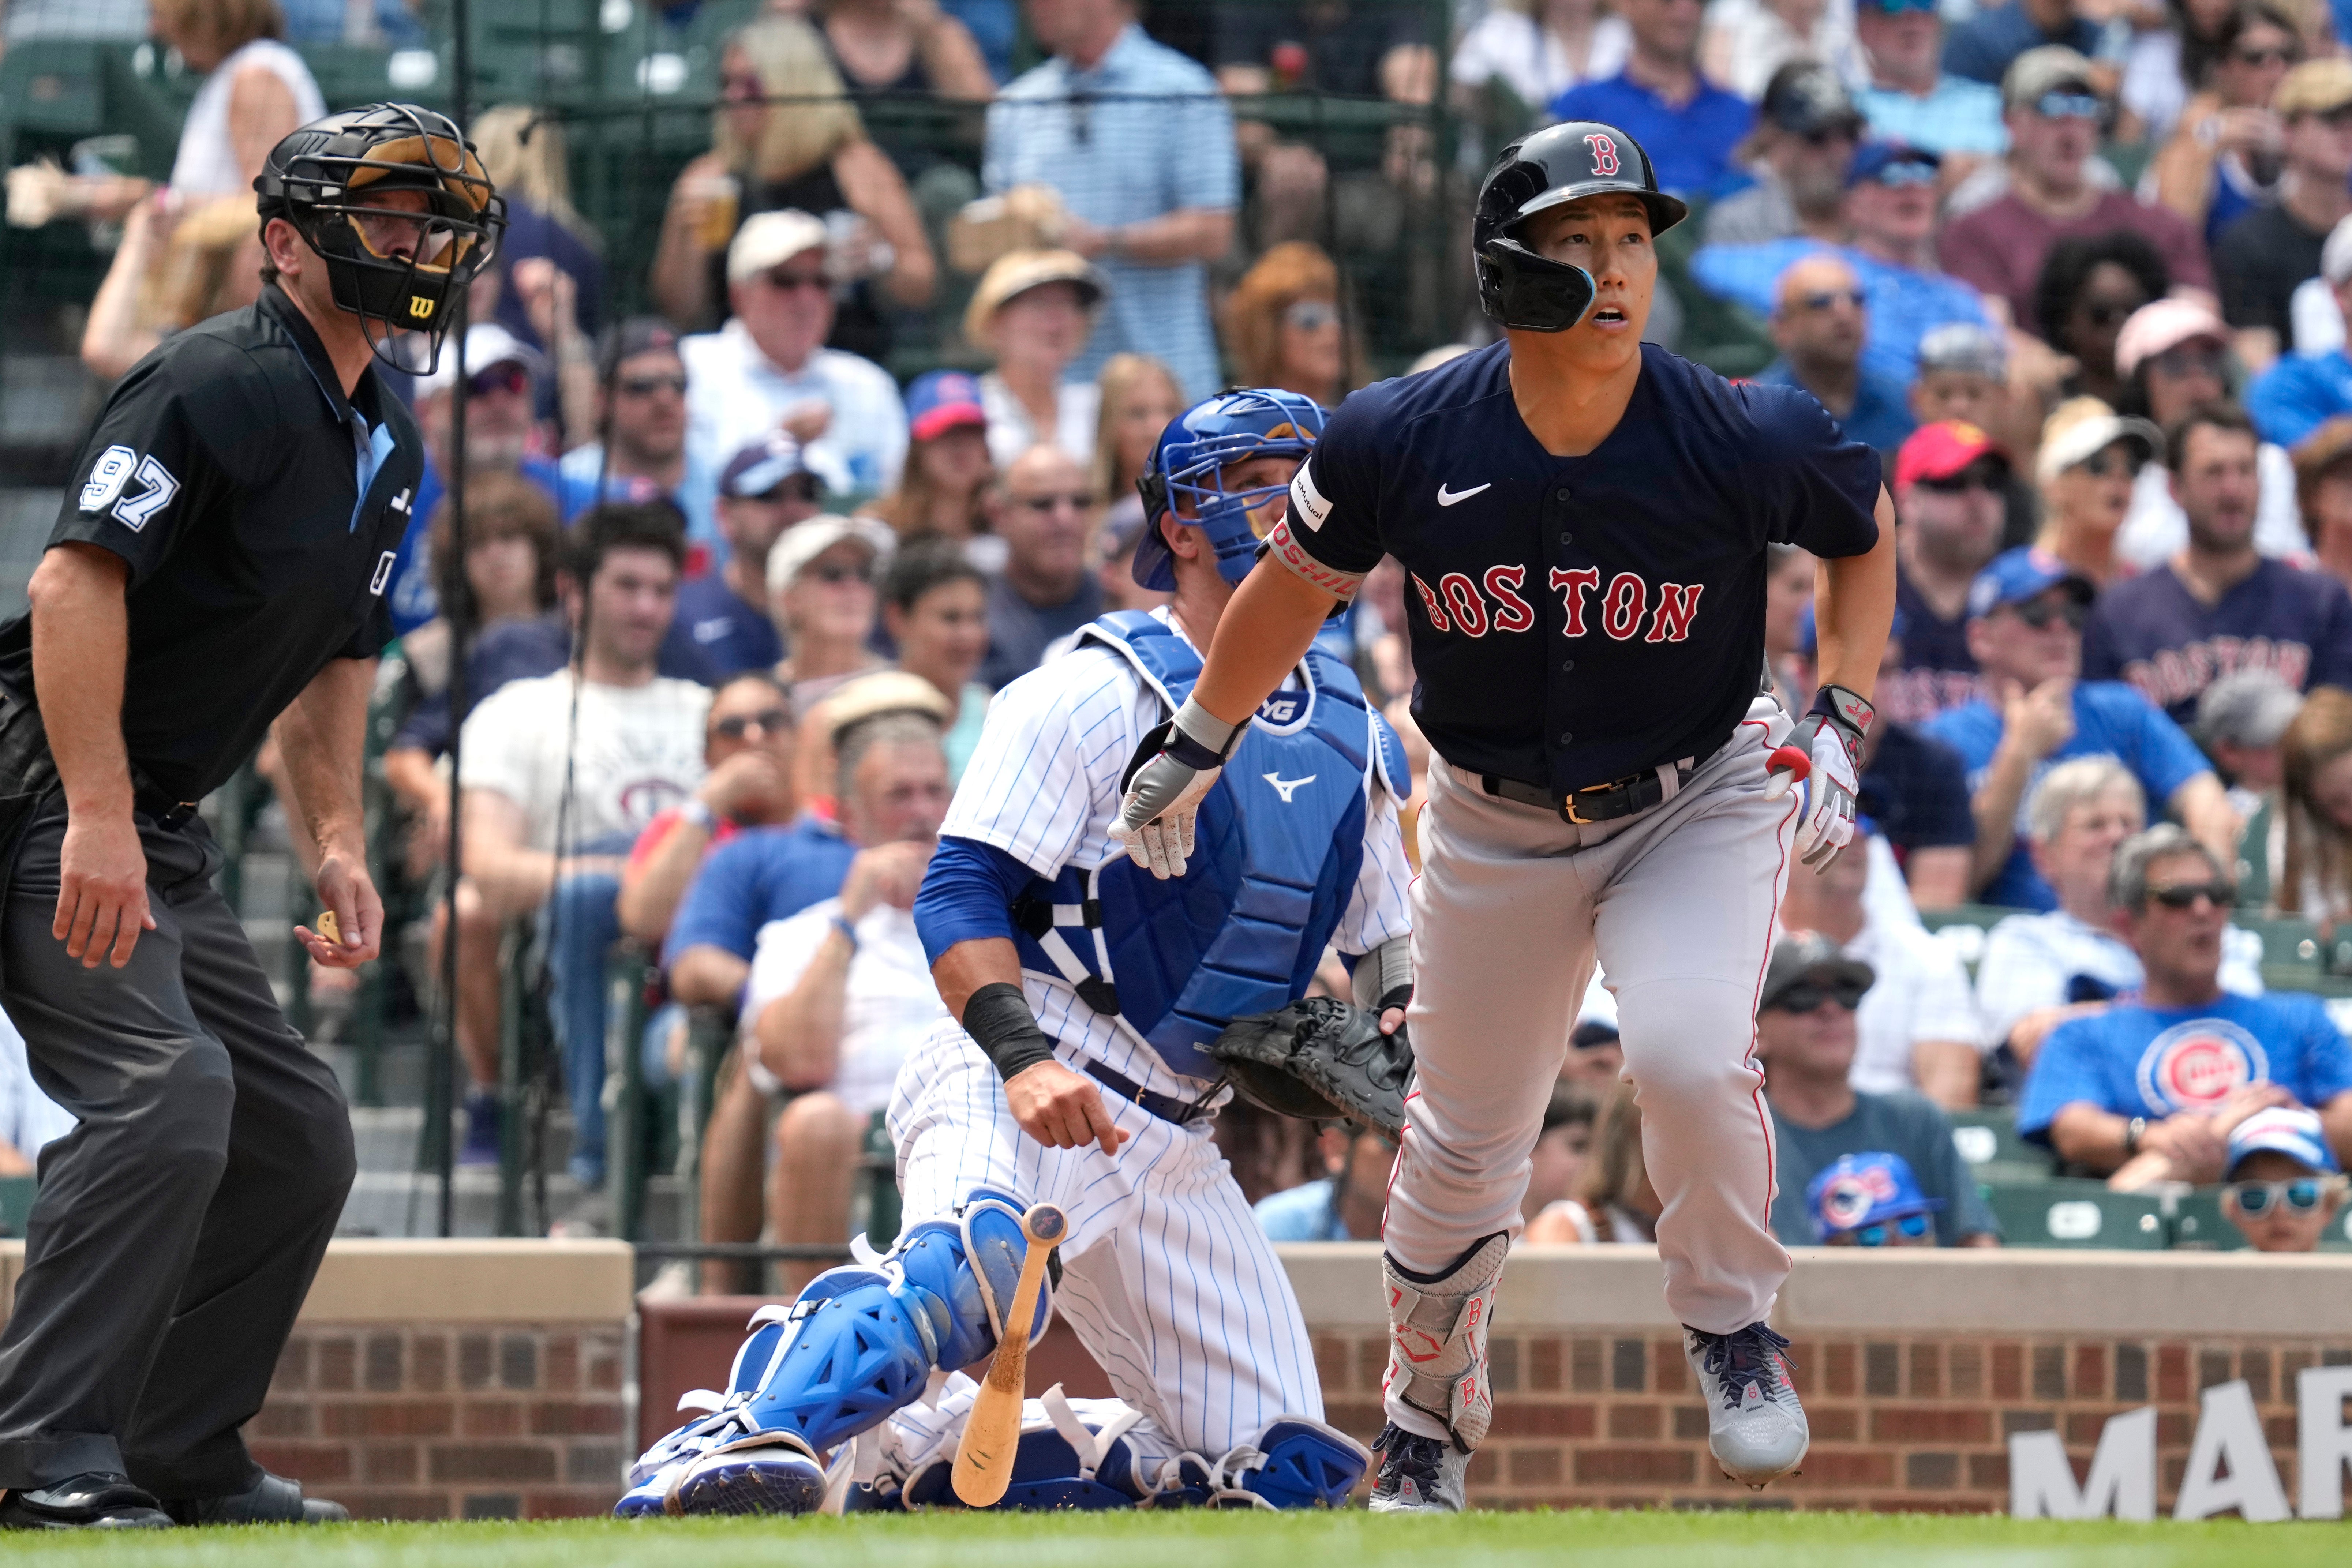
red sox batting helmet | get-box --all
[1473,121,1687,333]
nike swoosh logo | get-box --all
[1437,483,1491,507]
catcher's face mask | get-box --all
[257,103,507,375]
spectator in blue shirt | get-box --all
[1941,0,2103,89]
[1551,0,1754,199]
[984,0,1239,399]
[662,435,826,682]
[1922,546,2239,909]
[553,319,722,549]
[1692,143,1992,390]
[2019,825,2352,1178]
[2247,220,2352,449]
[1853,0,2007,168]
[1254,1121,1396,1242]
[1754,252,1917,463]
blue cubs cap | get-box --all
[1966,546,2096,620]
[720,433,819,500]
[1847,140,1940,188]
[2225,1106,2342,1178]
[1806,1151,1943,1241]
[905,369,988,443]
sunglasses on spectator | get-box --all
[1870,160,1940,187]
[1017,492,1093,513]
[2036,91,2104,121]
[2079,447,2142,478]
[2231,45,2297,67]
[1798,288,1868,313]
[1284,300,1341,332]
[2145,879,2236,910]
[750,475,821,504]
[1916,461,2005,494]
[617,372,687,398]
[2229,1178,2335,1215]
[2082,298,2146,330]
[468,362,529,398]
[2148,345,2225,380]
[1847,1212,1933,1247]
[806,562,871,586]
[1772,977,1868,1014]
[712,708,792,740]
[760,267,830,295]
[1800,125,1859,148]
[2008,596,2086,631]
[2318,105,2352,129]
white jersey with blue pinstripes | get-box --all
[941,606,1414,1101]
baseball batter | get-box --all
[1115,123,1898,1508]
[618,389,1413,1516]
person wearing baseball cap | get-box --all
[1851,0,2006,164]
[2031,397,2163,589]
[660,434,829,679]
[1939,48,2210,335]
[1707,64,1865,248]
[553,317,703,531]
[2019,824,2352,1182]
[1805,1152,1945,1246]
[966,250,1106,469]
[767,514,896,714]
[870,370,997,551]
[679,209,910,515]
[2221,1106,2349,1252]
[1754,932,2002,1247]
[2212,57,2352,366]
[1886,421,2008,717]
[1920,545,2236,909]
[2248,208,2352,449]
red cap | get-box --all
[1894,420,2008,491]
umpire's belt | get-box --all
[1083,1059,1208,1126]
[133,790,202,832]
[1476,758,1695,826]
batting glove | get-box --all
[1765,684,1872,871]
[1113,697,1241,879]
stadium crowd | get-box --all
[7,0,2352,1268]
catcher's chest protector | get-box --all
[1010,612,1386,1079]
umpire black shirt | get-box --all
[0,285,421,802]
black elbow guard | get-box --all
[963,981,1057,1081]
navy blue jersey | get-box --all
[1878,567,1982,725]
[1268,341,1882,792]
[2079,558,2352,723]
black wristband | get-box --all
[1808,683,1875,742]
[964,981,1058,1081]
[1377,984,1414,1013]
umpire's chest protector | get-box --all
[1011,612,1397,1079]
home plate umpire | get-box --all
[0,104,502,1530]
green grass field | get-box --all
[0,1511,2345,1567]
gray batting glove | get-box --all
[1112,697,1240,880]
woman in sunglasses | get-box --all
[2033,396,2165,588]
[2146,3,2298,248]
[1220,241,1363,410]
[2220,1106,2349,1252]
[2030,231,2172,413]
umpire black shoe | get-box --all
[165,1471,348,1525]
[0,1473,172,1529]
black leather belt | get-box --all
[1479,761,1694,826]
[133,792,201,832]
[1083,1060,1210,1126]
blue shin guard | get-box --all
[668,1189,1053,1517]
[1146,1418,1371,1510]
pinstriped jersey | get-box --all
[941,608,1413,1094]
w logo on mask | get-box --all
[1584,132,1620,177]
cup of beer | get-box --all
[694,173,740,253]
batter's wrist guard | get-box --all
[965,982,1057,1081]
[1807,684,1875,748]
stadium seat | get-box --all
[1983,1179,2168,1250]
[0,1175,34,1237]
[2162,1188,2246,1251]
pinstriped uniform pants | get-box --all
[886,1025,1323,1469]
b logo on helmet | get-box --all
[408,296,434,319]
[1584,132,1620,177]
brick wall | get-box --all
[1313,1328,2352,1511]
[249,1323,630,1520]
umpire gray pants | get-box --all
[0,791,356,1497]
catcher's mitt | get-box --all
[1207,996,1413,1138]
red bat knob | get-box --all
[1768,744,1811,781]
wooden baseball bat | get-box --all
[949,1203,1066,1507]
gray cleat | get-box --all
[1685,1323,1808,1488]
[1367,1422,1470,1513]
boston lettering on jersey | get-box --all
[1267,341,1881,794]
[2081,557,2352,723]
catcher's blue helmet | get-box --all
[1133,387,1327,592]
